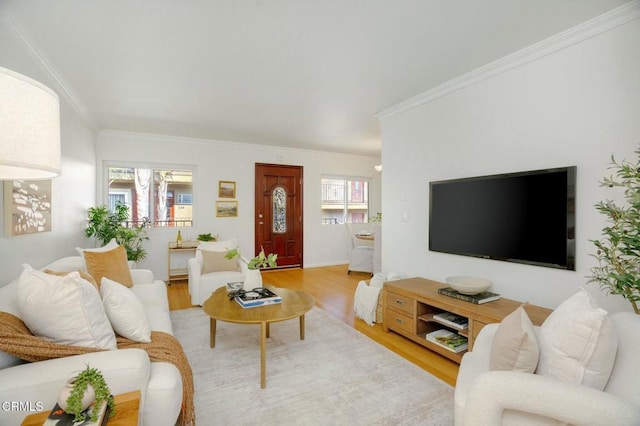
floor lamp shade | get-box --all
[0,67,61,179]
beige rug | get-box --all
[170,307,454,425]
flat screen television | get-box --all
[429,166,576,270]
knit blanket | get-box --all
[0,311,195,426]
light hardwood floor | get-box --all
[168,264,459,386]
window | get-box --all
[321,176,369,224]
[106,165,194,227]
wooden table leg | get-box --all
[299,314,305,340]
[266,322,270,339]
[260,321,267,389]
[210,318,217,348]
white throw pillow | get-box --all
[490,306,539,373]
[16,266,117,350]
[196,238,237,264]
[536,288,617,390]
[100,277,152,343]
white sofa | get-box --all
[455,310,640,425]
[187,238,248,305]
[0,256,182,426]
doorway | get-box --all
[254,163,303,268]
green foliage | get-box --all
[85,203,149,262]
[225,246,278,270]
[66,365,114,423]
[369,212,382,222]
[589,148,640,314]
[197,233,218,241]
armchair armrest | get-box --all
[187,257,202,296]
[0,349,150,425]
[463,370,640,426]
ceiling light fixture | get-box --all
[0,67,61,180]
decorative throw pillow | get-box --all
[201,250,239,273]
[196,238,237,264]
[76,238,119,268]
[490,305,539,372]
[83,245,133,288]
[536,288,618,390]
[16,265,117,350]
[100,277,152,343]
[43,269,100,291]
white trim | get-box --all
[376,1,640,119]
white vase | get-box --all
[57,375,95,413]
[244,269,263,290]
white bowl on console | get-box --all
[445,276,493,295]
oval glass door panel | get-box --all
[272,186,286,234]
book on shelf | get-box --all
[438,287,501,304]
[234,287,282,308]
[44,398,110,426]
[433,312,468,330]
[426,329,468,353]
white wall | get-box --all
[96,131,381,280]
[379,12,640,313]
[0,14,97,285]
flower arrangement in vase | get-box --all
[225,246,277,289]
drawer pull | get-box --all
[395,318,403,324]
[395,299,404,305]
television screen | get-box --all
[429,166,576,270]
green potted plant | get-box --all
[226,246,277,289]
[58,365,115,422]
[589,147,640,314]
[85,202,150,262]
[197,233,218,242]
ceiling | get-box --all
[1,1,630,157]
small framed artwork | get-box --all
[218,181,236,198]
[216,200,238,217]
[4,179,52,236]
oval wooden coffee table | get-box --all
[202,286,314,388]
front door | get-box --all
[254,163,303,268]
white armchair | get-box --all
[455,311,640,425]
[187,238,248,305]
[346,223,374,275]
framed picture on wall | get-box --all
[216,200,238,217]
[218,181,236,198]
[4,179,52,236]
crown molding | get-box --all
[376,0,640,120]
[0,9,100,131]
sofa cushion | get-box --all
[83,245,133,288]
[490,305,539,373]
[16,266,117,350]
[201,250,239,273]
[537,288,617,390]
[100,277,152,343]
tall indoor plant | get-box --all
[85,202,150,262]
[589,147,640,314]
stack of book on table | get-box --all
[438,287,501,304]
[235,288,282,308]
[426,329,468,353]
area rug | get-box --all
[170,307,454,425]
